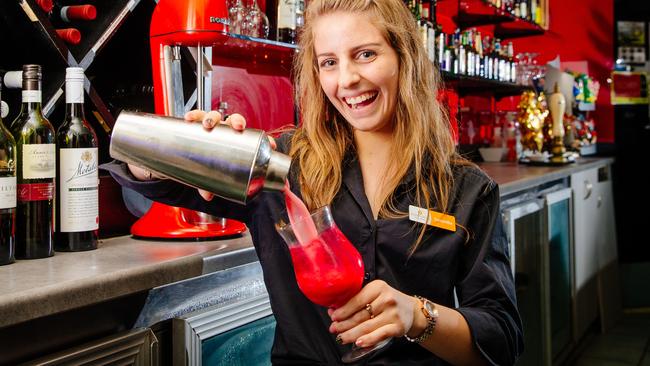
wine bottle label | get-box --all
[0,177,16,209]
[59,148,98,232]
[22,144,56,179]
[18,182,54,201]
[22,90,42,103]
[277,0,297,30]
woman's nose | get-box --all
[338,62,361,88]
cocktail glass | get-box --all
[276,205,391,363]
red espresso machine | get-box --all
[129,0,246,238]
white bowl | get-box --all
[479,147,506,162]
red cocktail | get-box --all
[284,211,364,308]
[277,183,389,363]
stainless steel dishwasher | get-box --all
[502,197,551,366]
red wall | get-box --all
[504,0,615,143]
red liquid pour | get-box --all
[283,181,318,244]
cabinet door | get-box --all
[502,200,550,366]
[596,165,617,268]
[571,167,600,341]
[595,164,622,332]
[571,168,599,290]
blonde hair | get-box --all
[290,0,468,251]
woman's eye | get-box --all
[320,59,336,68]
[359,51,376,59]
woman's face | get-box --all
[313,11,399,134]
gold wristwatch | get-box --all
[404,296,438,343]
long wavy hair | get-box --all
[290,0,467,251]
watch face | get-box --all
[423,300,437,317]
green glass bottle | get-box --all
[11,64,55,259]
[0,76,17,265]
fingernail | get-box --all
[329,324,336,333]
[327,308,334,316]
[335,335,343,345]
[205,118,213,126]
[355,338,364,347]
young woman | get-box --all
[107,0,523,364]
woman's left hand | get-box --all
[328,280,419,348]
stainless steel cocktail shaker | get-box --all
[109,111,291,204]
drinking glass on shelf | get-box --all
[244,0,269,38]
[276,205,392,363]
[228,0,246,35]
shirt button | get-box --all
[364,272,371,280]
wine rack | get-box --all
[0,0,298,236]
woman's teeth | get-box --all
[345,92,378,108]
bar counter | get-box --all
[0,156,615,363]
[479,156,615,195]
[0,157,614,328]
[0,234,257,328]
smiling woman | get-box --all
[106,0,524,364]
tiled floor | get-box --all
[573,312,650,366]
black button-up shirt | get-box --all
[105,133,523,365]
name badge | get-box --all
[409,205,456,232]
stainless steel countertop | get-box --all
[479,157,615,196]
[0,233,255,328]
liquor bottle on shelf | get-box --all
[11,64,55,259]
[450,30,460,75]
[55,28,82,45]
[55,67,98,252]
[277,0,297,44]
[475,32,484,79]
[466,30,476,77]
[437,27,447,70]
[507,42,516,83]
[0,77,17,266]
[419,0,435,63]
[531,0,539,24]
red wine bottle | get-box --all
[56,28,81,45]
[55,67,98,252]
[57,4,97,22]
[11,64,55,259]
[35,0,54,13]
[0,77,17,266]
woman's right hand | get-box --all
[184,109,247,201]
[184,109,277,201]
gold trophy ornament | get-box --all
[517,90,548,153]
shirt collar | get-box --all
[341,150,416,223]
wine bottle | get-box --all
[55,4,97,23]
[1,70,22,90]
[55,67,98,252]
[0,77,17,266]
[35,0,54,13]
[277,0,297,44]
[56,28,82,45]
[11,64,55,259]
